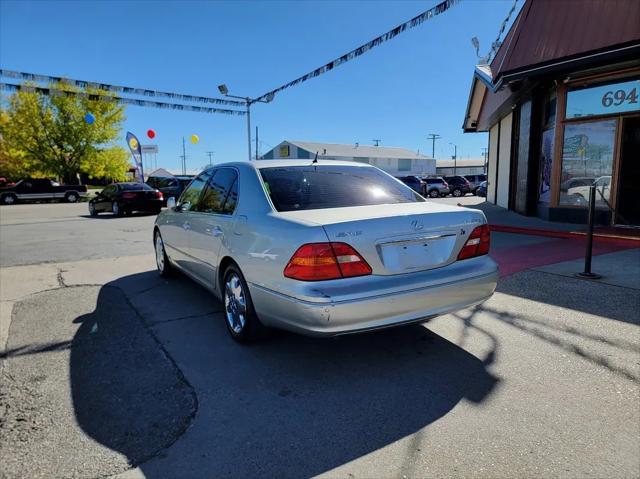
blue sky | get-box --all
[0,0,520,172]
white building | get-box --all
[261,140,436,176]
[436,158,486,176]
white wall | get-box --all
[497,113,512,208]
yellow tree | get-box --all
[0,82,130,183]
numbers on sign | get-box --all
[602,88,638,108]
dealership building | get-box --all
[261,140,436,177]
[463,0,639,226]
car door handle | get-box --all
[182,221,191,231]
[206,225,223,237]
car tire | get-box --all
[222,264,265,343]
[1,193,17,205]
[428,189,440,198]
[65,192,79,203]
[452,188,462,197]
[88,202,98,216]
[112,201,123,216]
[154,231,174,277]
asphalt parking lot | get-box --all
[1,201,639,479]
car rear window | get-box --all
[119,183,154,191]
[260,165,425,212]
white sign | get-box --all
[141,145,159,153]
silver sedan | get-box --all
[153,160,498,342]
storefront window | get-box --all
[539,91,557,205]
[539,128,555,204]
[559,119,616,207]
[566,78,639,119]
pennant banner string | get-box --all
[254,0,460,102]
[0,83,247,116]
[0,69,245,107]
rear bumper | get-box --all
[124,199,163,211]
[250,256,498,336]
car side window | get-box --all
[197,168,238,214]
[178,171,211,211]
[222,179,238,214]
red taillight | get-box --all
[122,192,136,199]
[284,242,372,281]
[155,190,163,200]
[457,225,490,260]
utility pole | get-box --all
[372,139,381,147]
[450,142,457,176]
[181,137,187,175]
[255,126,259,161]
[206,151,215,167]
[427,133,441,159]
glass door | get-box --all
[615,116,640,226]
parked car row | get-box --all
[396,174,486,198]
[154,160,497,343]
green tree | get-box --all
[0,83,130,183]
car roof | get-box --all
[212,159,377,171]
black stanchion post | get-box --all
[577,185,601,279]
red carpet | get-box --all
[490,236,635,278]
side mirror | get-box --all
[167,197,177,209]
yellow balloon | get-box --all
[190,134,199,144]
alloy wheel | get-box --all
[225,273,247,334]
[155,234,165,272]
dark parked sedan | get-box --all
[476,180,488,197]
[146,175,194,205]
[443,176,472,197]
[89,182,163,216]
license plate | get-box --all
[379,234,456,272]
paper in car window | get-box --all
[264,182,271,195]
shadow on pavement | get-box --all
[70,272,499,478]
[496,269,640,325]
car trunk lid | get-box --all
[278,203,486,275]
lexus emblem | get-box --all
[411,220,424,230]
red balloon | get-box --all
[147,129,156,139]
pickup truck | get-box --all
[0,178,88,205]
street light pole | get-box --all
[218,84,274,162]
[450,142,457,175]
[245,99,252,162]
